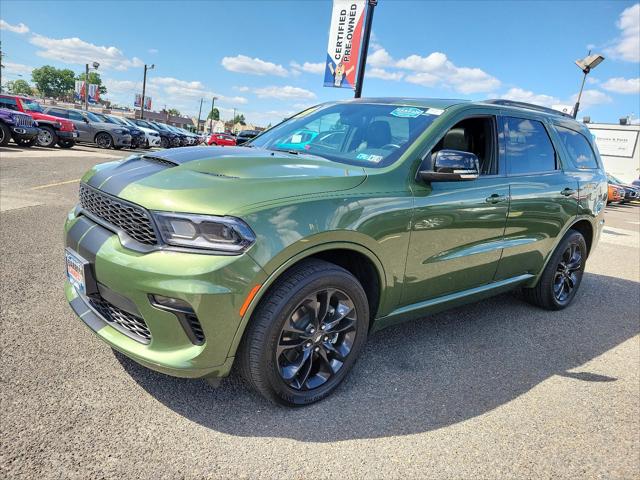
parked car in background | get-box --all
[607,183,623,204]
[207,132,237,146]
[44,107,131,149]
[117,117,161,148]
[130,119,170,148]
[0,107,40,147]
[165,125,191,146]
[176,127,201,145]
[64,98,607,406]
[235,129,259,145]
[92,113,145,149]
[0,94,78,148]
[148,121,181,147]
[607,173,639,203]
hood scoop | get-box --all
[141,155,178,167]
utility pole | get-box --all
[196,98,203,133]
[233,107,236,133]
[141,64,154,119]
[354,0,377,99]
[84,64,89,111]
[209,96,217,133]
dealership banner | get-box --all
[324,0,366,89]
[74,81,100,103]
[134,93,152,110]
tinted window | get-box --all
[0,97,19,111]
[48,108,69,119]
[505,117,556,174]
[555,125,599,169]
[68,111,84,121]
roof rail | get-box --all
[483,99,574,118]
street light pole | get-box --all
[84,63,89,111]
[572,52,604,119]
[233,107,236,133]
[141,64,154,120]
[196,98,203,133]
[354,0,377,99]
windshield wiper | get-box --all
[268,147,300,155]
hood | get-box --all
[93,121,128,132]
[82,146,367,215]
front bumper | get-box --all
[64,211,266,378]
[57,130,79,140]
[113,134,132,147]
[148,135,161,147]
[11,125,39,140]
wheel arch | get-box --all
[226,242,387,359]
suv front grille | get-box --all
[15,114,34,127]
[79,184,158,245]
[88,295,151,343]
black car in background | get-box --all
[93,113,145,149]
[149,121,182,147]
[235,129,259,145]
[131,119,176,148]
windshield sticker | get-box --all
[390,107,424,118]
[357,153,384,163]
[425,107,445,116]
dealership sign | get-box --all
[134,94,152,110]
[324,0,366,89]
[589,128,639,158]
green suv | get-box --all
[65,98,607,405]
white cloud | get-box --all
[570,89,613,108]
[3,62,34,76]
[29,33,143,71]
[290,61,325,74]
[0,20,29,34]
[148,48,159,54]
[221,54,287,77]
[149,76,248,104]
[252,85,316,100]
[601,76,640,94]
[606,3,640,62]
[499,87,560,107]
[368,68,404,81]
[233,86,251,92]
[367,47,394,68]
[396,51,500,93]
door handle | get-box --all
[485,193,508,204]
[561,188,576,197]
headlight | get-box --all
[152,212,256,253]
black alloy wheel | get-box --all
[276,288,357,391]
[238,259,369,406]
[95,132,113,149]
[57,139,74,149]
[160,136,169,149]
[0,123,11,146]
[523,230,587,310]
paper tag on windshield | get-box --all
[425,107,445,116]
[291,134,302,144]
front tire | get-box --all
[57,139,74,149]
[238,259,369,406]
[522,230,587,310]
[160,137,169,149]
[0,123,12,146]
[95,132,113,149]
[37,126,58,148]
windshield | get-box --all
[85,111,102,122]
[135,120,153,128]
[107,116,127,125]
[249,103,441,168]
[23,99,43,113]
[152,122,169,131]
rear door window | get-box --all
[505,117,556,174]
[555,125,599,169]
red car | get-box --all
[207,133,237,146]
[0,94,78,148]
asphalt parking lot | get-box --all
[1,144,639,479]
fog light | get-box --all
[150,294,192,312]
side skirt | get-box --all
[371,274,534,333]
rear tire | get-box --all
[522,230,587,310]
[238,259,369,406]
[37,126,58,148]
[0,123,13,146]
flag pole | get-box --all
[354,0,377,99]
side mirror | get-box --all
[419,149,479,182]
[83,117,89,123]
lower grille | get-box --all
[185,312,205,344]
[88,295,151,343]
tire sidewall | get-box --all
[546,231,587,309]
[96,132,113,149]
[37,126,57,147]
[257,269,369,406]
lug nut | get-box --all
[309,328,315,334]
[324,336,329,341]
[305,342,312,348]
[314,347,319,352]
[320,325,326,330]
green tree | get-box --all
[234,113,246,125]
[166,108,181,117]
[207,107,220,120]
[6,79,33,95]
[31,65,75,99]
[76,71,107,94]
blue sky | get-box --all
[1,0,639,126]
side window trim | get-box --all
[502,115,559,176]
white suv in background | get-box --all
[118,117,161,148]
